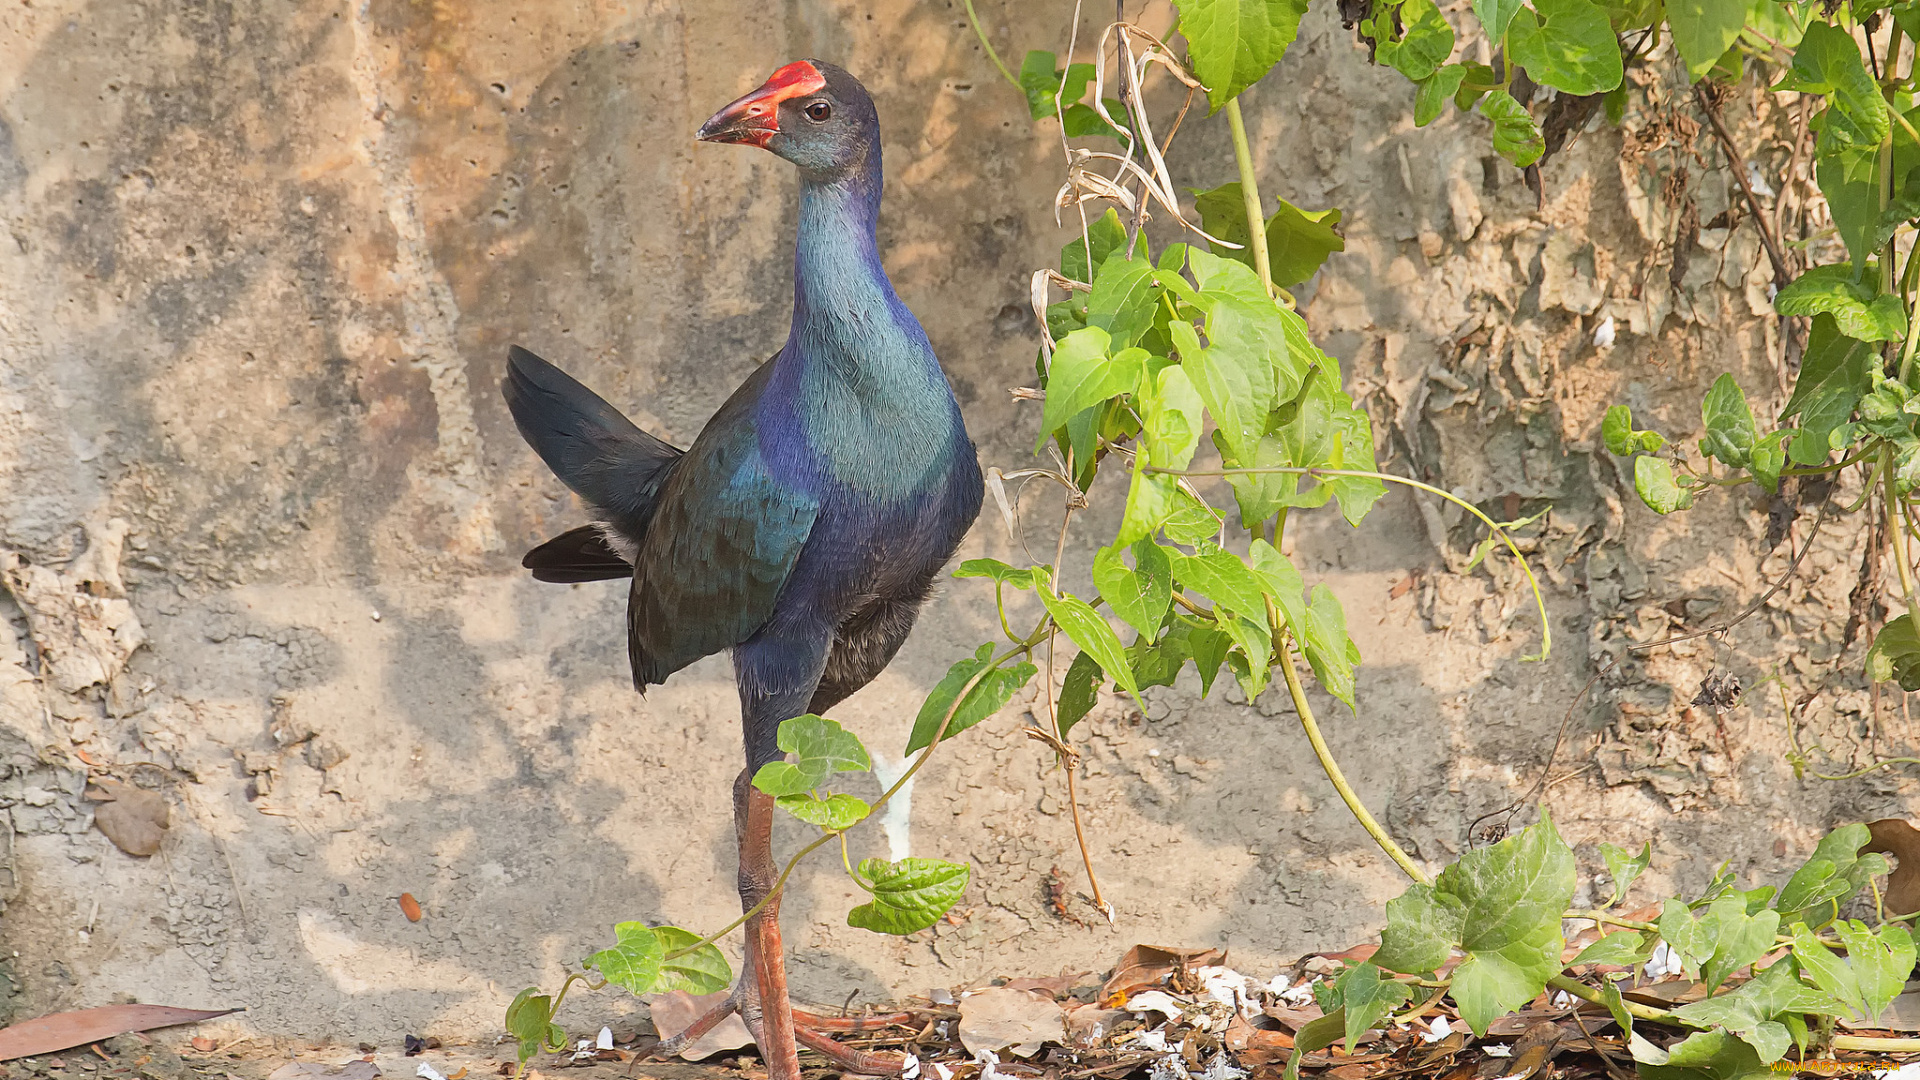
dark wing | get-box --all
[502,345,684,539]
[522,525,633,583]
[625,361,819,688]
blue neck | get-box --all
[789,149,892,352]
[762,147,961,501]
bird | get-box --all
[501,59,983,1080]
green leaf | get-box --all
[1602,405,1633,454]
[1660,897,1712,971]
[1284,1011,1347,1080]
[1573,930,1654,967]
[649,925,733,995]
[751,715,872,798]
[1140,360,1206,469]
[506,987,566,1066]
[1040,328,1147,451]
[1085,251,1160,349]
[1219,609,1274,699]
[1696,896,1782,992]
[1188,246,1273,305]
[1773,265,1909,342]
[1835,920,1917,1022]
[1817,136,1882,271]
[1454,61,1500,111]
[1036,568,1143,708]
[1672,957,1838,1064]
[1019,52,1097,120]
[1372,0,1457,81]
[1751,439,1785,494]
[847,857,970,935]
[1699,374,1757,468]
[775,792,871,831]
[1637,1028,1770,1080]
[1255,339,1385,523]
[1169,542,1270,619]
[1093,539,1174,638]
[1775,823,1888,930]
[1060,208,1133,283]
[1633,455,1694,514]
[1602,980,1635,1038]
[1175,0,1312,111]
[1062,101,1127,140]
[1506,0,1624,95]
[1786,24,1890,148]
[1668,0,1751,80]
[1602,405,1668,455]
[1266,201,1347,288]
[1474,0,1524,42]
[588,921,665,994]
[954,558,1036,590]
[1178,320,1265,470]
[1793,924,1867,1020]
[1416,64,1468,126]
[1331,964,1410,1052]
[1301,584,1360,708]
[1373,814,1577,1035]
[905,644,1040,754]
[1780,314,1872,464]
[1192,183,1346,288]
[1868,614,1920,690]
[1600,841,1652,905]
[1480,89,1545,167]
[1056,651,1103,740]
[1248,539,1310,636]
[583,923,732,997]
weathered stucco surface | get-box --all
[0,0,1907,1048]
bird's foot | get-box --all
[648,989,912,1075]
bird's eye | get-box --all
[804,101,832,122]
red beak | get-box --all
[696,61,828,148]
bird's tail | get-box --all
[502,345,683,579]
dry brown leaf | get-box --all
[957,987,1065,1058]
[1064,1006,1129,1047]
[1263,1004,1326,1032]
[1866,819,1920,917]
[1101,945,1227,1000]
[1493,1021,1566,1080]
[189,1038,215,1053]
[399,893,423,922]
[86,779,168,856]
[0,1004,238,1061]
[1001,972,1086,998]
[645,990,753,1061]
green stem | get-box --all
[1279,634,1430,885]
[1882,445,1920,632]
[1547,975,1676,1025]
[962,0,1019,89]
[546,972,606,1032]
[1836,1035,1920,1052]
[1224,98,1274,297]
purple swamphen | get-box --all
[501,60,983,1079]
